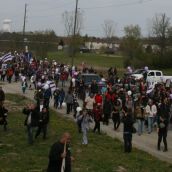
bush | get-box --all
[124,50,172,69]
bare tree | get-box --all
[151,13,170,57]
[102,20,115,39]
[62,10,84,36]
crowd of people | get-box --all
[0,52,172,171]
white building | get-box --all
[85,41,120,50]
[2,19,12,32]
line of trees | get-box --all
[0,30,59,57]
[121,13,172,69]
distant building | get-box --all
[2,19,12,33]
[85,41,120,50]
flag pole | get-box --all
[61,142,67,172]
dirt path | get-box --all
[2,82,172,164]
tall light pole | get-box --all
[71,0,79,67]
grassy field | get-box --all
[47,51,172,77]
[0,94,172,172]
[47,51,124,69]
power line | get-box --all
[30,1,74,13]
[80,0,153,10]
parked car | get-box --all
[76,73,106,88]
[80,47,90,53]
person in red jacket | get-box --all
[93,104,102,134]
[94,92,103,106]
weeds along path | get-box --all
[2,81,172,164]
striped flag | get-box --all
[42,80,56,93]
[0,52,11,61]
[3,56,14,63]
[47,80,56,92]
[0,52,14,63]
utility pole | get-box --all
[71,0,79,67]
[23,3,27,37]
[23,3,28,53]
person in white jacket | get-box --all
[145,99,157,134]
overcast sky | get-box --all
[0,0,172,37]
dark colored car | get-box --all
[76,73,106,88]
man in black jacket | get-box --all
[122,108,134,153]
[23,104,39,144]
[0,87,5,106]
[157,98,169,152]
[47,132,74,172]
[103,98,112,125]
[0,105,8,131]
[35,107,49,139]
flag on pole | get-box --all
[3,56,14,63]
[0,52,11,61]
[0,52,14,63]
[42,80,56,93]
[61,142,66,172]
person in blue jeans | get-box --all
[145,99,157,134]
[59,88,65,108]
[134,98,146,135]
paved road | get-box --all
[2,82,172,164]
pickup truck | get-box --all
[131,70,172,84]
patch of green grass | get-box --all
[0,94,172,172]
[6,93,32,106]
[47,51,124,69]
[162,68,172,76]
